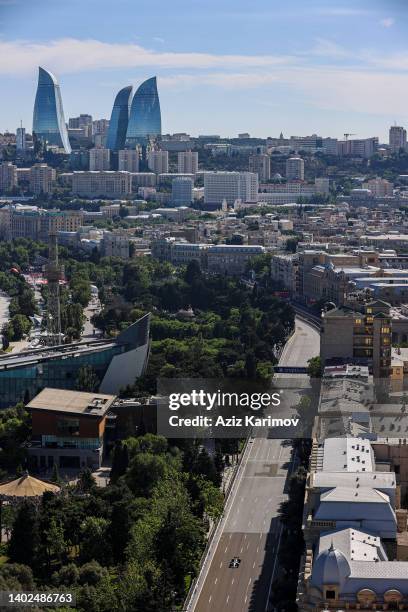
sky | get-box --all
[0,0,407,140]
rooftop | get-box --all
[27,388,116,417]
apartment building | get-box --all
[177,150,198,174]
[101,231,130,258]
[89,147,110,171]
[118,148,140,173]
[0,161,17,193]
[204,171,258,208]
[29,163,56,195]
[321,300,392,378]
[147,150,169,174]
[152,237,264,275]
[249,153,271,181]
[71,171,132,198]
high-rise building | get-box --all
[249,153,271,181]
[89,147,110,171]
[29,163,56,194]
[178,150,198,174]
[0,162,17,193]
[389,125,407,154]
[204,171,258,207]
[16,126,26,152]
[33,67,71,154]
[125,77,161,147]
[147,150,168,174]
[337,137,378,158]
[118,148,140,173]
[93,119,110,136]
[106,86,132,151]
[172,177,193,206]
[286,156,304,181]
[68,114,93,137]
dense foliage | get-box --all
[1,435,223,611]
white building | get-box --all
[204,171,258,207]
[16,127,26,152]
[71,171,132,198]
[178,150,198,174]
[148,150,169,174]
[249,154,271,181]
[118,149,140,173]
[389,125,407,153]
[286,156,305,181]
[89,147,110,171]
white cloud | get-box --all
[314,7,372,17]
[308,38,351,58]
[379,17,395,28]
[0,38,296,75]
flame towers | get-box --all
[106,85,133,151]
[33,67,71,154]
[125,77,161,147]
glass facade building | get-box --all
[106,85,133,151]
[0,314,150,408]
[125,77,161,147]
[32,67,71,154]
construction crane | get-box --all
[344,133,356,141]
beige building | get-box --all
[89,147,110,171]
[249,153,271,181]
[0,161,17,193]
[71,171,132,198]
[177,150,198,174]
[29,164,56,195]
[147,150,169,174]
[286,155,304,180]
[118,148,140,173]
[321,300,392,379]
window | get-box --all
[325,590,336,600]
[57,417,80,437]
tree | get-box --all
[75,366,99,392]
[110,441,129,484]
[77,468,97,493]
[307,355,322,379]
[184,259,202,284]
[45,517,66,566]
[8,501,40,566]
[80,517,111,564]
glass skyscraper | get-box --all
[125,77,161,147]
[32,67,71,154]
[106,85,133,151]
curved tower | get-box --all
[106,85,133,151]
[33,67,71,154]
[125,77,161,147]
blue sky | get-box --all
[0,0,407,140]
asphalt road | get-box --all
[190,317,320,612]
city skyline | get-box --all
[1,0,408,139]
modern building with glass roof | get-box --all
[32,67,71,154]
[106,85,133,151]
[0,313,150,408]
[125,77,161,147]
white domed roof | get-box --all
[311,544,350,588]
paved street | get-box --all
[190,317,320,612]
